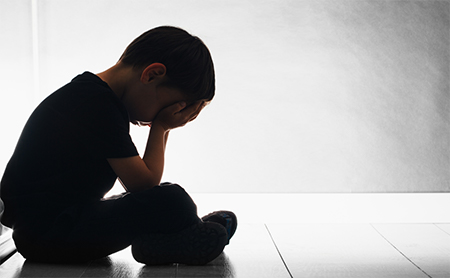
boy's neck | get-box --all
[97,63,136,100]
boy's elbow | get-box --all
[107,156,161,192]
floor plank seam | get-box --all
[0,249,17,265]
[264,224,294,278]
[433,223,450,236]
[0,229,17,265]
[370,224,433,278]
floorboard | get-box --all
[0,228,16,264]
[435,223,450,235]
[0,251,90,278]
[0,253,24,278]
[372,224,450,278]
[83,246,177,278]
[266,224,429,278]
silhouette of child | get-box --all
[0,26,237,265]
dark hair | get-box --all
[119,26,215,102]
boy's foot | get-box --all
[131,221,227,265]
[201,211,237,245]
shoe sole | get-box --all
[202,210,238,244]
[132,221,228,265]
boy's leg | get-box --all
[14,183,201,263]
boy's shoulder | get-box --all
[42,72,122,114]
[59,71,112,100]
[71,71,108,88]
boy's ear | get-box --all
[140,63,167,84]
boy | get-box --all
[0,26,236,265]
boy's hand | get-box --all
[153,101,205,131]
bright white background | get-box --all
[0,0,449,193]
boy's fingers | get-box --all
[188,101,205,120]
[174,101,187,113]
[156,101,205,130]
[160,102,186,116]
[179,101,203,117]
[188,114,199,123]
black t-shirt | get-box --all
[0,72,139,228]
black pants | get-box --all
[13,183,200,263]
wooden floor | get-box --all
[0,223,449,278]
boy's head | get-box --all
[119,26,215,104]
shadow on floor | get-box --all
[16,252,235,278]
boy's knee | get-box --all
[121,182,199,233]
[158,182,186,193]
[158,182,197,212]
[130,182,197,215]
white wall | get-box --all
[0,0,449,193]
[0,0,35,180]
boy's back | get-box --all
[1,72,138,230]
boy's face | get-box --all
[125,83,187,126]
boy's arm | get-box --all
[107,101,204,192]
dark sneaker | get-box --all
[201,211,237,245]
[131,221,227,265]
